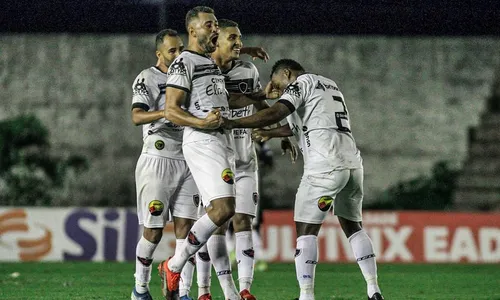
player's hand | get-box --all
[251,129,272,142]
[264,82,281,99]
[281,138,298,163]
[202,109,222,129]
[242,47,270,62]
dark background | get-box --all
[3,0,500,35]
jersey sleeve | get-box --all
[277,79,307,113]
[166,56,193,93]
[131,72,154,111]
[250,63,262,93]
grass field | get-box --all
[1,262,499,299]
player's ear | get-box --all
[155,50,161,59]
[284,68,291,80]
[188,24,196,37]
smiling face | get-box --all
[189,12,219,54]
[217,26,242,61]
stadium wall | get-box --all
[1,207,499,263]
[1,34,500,207]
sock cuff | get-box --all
[209,234,225,242]
[176,239,185,245]
[296,235,318,244]
[235,230,252,238]
[348,229,368,242]
[139,236,158,250]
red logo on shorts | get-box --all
[221,168,234,184]
[317,196,333,212]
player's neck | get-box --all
[155,59,168,73]
[187,43,210,57]
[212,54,233,72]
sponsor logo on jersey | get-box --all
[154,140,165,150]
[284,82,301,97]
[168,58,187,76]
[133,78,149,96]
[230,106,251,118]
[206,77,226,96]
[148,200,164,216]
[317,196,333,212]
[221,168,235,184]
[193,194,200,207]
[252,192,259,205]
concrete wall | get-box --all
[1,34,499,207]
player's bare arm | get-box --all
[164,86,222,129]
[131,108,165,126]
[251,124,292,141]
[223,100,292,129]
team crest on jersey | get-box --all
[252,192,259,205]
[193,194,200,207]
[168,58,187,76]
[155,140,165,150]
[133,78,149,96]
[317,196,333,212]
[238,81,249,93]
[221,168,235,184]
[284,82,300,97]
[148,200,164,216]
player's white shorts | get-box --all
[135,154,200,228]
[183,139,236,204]
[294,168,363,224]
[235,170,259,217]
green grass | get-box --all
[0,263,500,299]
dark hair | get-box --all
[155,29,178,50]
[270,59,305,78]
[218,19,239,29]
[185,6,215,30]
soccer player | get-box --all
[223,59,385,300]
[209,18,267,300]
[158,6,241,300]
[131,29,200,300]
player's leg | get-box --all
[232,172,259,299]
[225,219,236,265]
[293,169,350,300]
[335,169,383,300]
[168,162,203,300]
[133,155,175,299]
[162,140,238,298]
[251,198,267,272]
[196,204,212,299]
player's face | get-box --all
[157,36,184,68]
[217,26,242,60]
[191,12,219,53]
[271,69,293,93]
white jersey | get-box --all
[280,73,363,172]
[166,51,233,146]
[131,66,183,159]
[225,60,262,172]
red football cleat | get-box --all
[239,289,257,300]
[198,294,212,300]
[158,258,181,299]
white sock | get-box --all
[295,235,318,300]
[349,230,381,297]
[207,234,240,299]
[226,228,236,253]
[252,229,262,261]
[168,214,218,272]
[134,236,158,294]
[176,239,195,297]
[196,244,212,297]
[235,231,254,291]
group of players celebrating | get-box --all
[130,5,384,300]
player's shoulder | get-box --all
[234,59,257,70]
[135,67,156,80]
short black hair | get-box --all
[185,6,215,30]
[218,19,238,29]
[270,59,305,78]
[155,29,178,50]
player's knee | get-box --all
[338,216,362,238]
[232,213,252,232]
[143,227,163,244]
[207,197,236,225]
